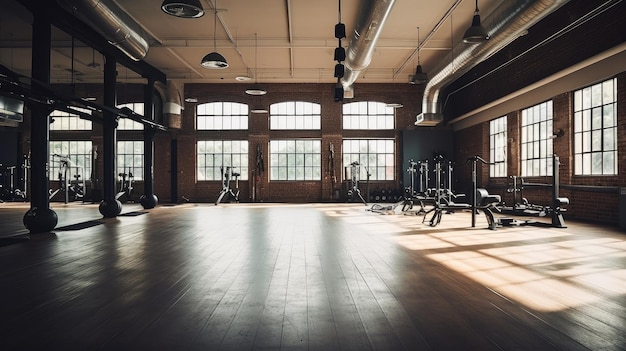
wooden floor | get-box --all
[0,202,625,350]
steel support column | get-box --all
[98,56,122,217]
[23,12,58,233]
[140,78,158,209]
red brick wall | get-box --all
[454,72,625,226]
[158,82,422,203]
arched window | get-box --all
[270,101,321,130]
[49,109,92,130]
[342,101,394,130]
[117,102,144,130]
[197,102,249,130]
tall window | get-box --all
[117,102,143,130]
[197,140,249,181]
[574,78,617,175]
[342,139,394,181]
[117,141,144,181]
[270,140,321,180]
[521,101,553,177]
[270,101,321,130]
[489,116,507,178]
[49,109,92,130]
[343,101,394,130]
[197,102,248,130]
[49,141,93,183]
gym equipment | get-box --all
[329,142,336,200]
[0,154,30,201]
[49,154,85,203]
[345,161,368,205]
[422,156,501,229]
[252,144,264,202]
[215,166,240,205]
[115,168,134,203]
[497,154,568,228]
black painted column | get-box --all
[140,78,158,209]
[98,56,122,217]
[23,12,58,233]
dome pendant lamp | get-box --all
[201,0,228,69]
[161,0,204,18]
[462,0,489,44]
[245,33,267,96]
[410,27,428,85]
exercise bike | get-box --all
[215,166,240,205]
[115,168,134,203]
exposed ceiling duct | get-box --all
[340,0,396,98]
[56,0,150,61]
[416,0,571,126]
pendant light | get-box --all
[246,33,267,96]
[462,0,489,44]
[201,0,228,69]
[410,27,428,85]
[333,0,346,101]
[161,0,204,18]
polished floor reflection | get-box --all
[0,202,624,350]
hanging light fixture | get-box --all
[333,0,345,100]
[246,33,267,96]
[410,27,428,85]
[161,0,204,18]
[463,0,489,44]
[201,0,228,69]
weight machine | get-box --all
[215,166,240,205]
[49,154,85,203]
[0,154,30,202]
[498,154,569,228]
[345,161,368,205]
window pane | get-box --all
[520,101,552,177]
[270,102,321,130]
[573,78,617,175]
[341,139,395,181]
[197,102,248,130]
[342,101,394,130]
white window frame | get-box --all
[197,102,249,130]
[342,139,395,181]
[117,140,144,181]
[49,109,92,131]
[270,101,321,130]
[489,116,507,178]
[49,140,93,183]
[269,139,321,180]
[197,140,249,181]
[117,102,144,130]
[342,101,394,130]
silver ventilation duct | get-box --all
[416,0,570,126]
[57,0,149,61]
[340,0,396,97]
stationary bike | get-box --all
[215,166,240,205]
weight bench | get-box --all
[423,188,501,230]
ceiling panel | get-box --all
[0,0,504,85]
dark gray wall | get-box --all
[401,128,454,190]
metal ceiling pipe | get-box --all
[417,0,570,125]
[340,0,396,94]
[57,0,149,61]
